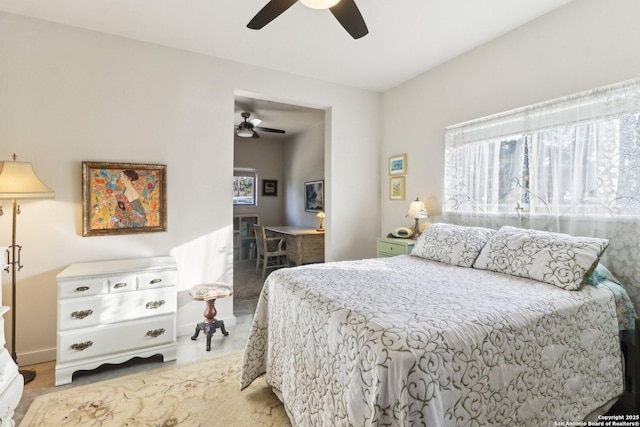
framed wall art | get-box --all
[262,179,278,196]
[304,180,324,212]
[390,176,405,200]
[82,161,167,236]
[388,154,407,175]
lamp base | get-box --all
[20,368,36,385]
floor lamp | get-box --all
[0,155,55,384]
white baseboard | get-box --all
[19,347,56,366]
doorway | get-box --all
[232,94,326,301]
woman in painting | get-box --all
[113,169,147,228]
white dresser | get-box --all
[55,257,178,386]
[0,248,23,427]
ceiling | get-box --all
[0,0,572,93]
[235,96,325,141]
[0,0,573,137]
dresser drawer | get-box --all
[106,274,137,293]
[58,278,107,299]
[58,287,177,331]
[137,270,176,290]
[58,314,175,362]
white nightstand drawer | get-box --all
[57,314,175,362]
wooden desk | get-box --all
[264,226,325,266]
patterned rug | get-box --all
[19,351,289,427]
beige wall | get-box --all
[233,136,286,227]
[0,12,380,364]
[380,0,640,235]
[285,122,325,228]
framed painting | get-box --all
[304,180,324,212]
[82,161,167,236]
[389,154,407,175]
[262,179,278,196]
[390,176,405,200]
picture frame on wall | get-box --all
[82,161,167,236]
[262,179,278,196]
[304,180,324,212]
[390,176,405,200]
[388,154,407,175]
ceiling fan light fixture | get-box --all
[300,0,340,10]
[237,128,254,138]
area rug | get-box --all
[19,351,290,427]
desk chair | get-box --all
[254,225,287,278]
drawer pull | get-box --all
[70,341,93,351]
[113,283,127,289]
[71,309,94,320]
[146,328,165,338]
[149,278,163,285]
[145,300,166,310]
[75,286,90,292]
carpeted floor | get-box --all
[19,351,289,427]
[233,260,272,301]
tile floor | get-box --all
[14,262,263,425]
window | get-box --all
[233,168,257,206]
[444,78,640,218]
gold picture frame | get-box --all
[390,176,405,200]
[388,154,407,175]
[82,161,167,236]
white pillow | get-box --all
[411,223,496,267]
[473,226,609,290]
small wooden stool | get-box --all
[189,283,233,351]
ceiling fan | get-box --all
[236,112,286,138]
[247,0,368,40]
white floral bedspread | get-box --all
[240,255,623,426]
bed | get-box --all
[240,224,634,426]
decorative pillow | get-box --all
[473,226,609,290]
[411,223,496,267]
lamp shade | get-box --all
[236,128,254,138]
[300,0,340,9]
[0,161,55,199]
[316,211,326,219]
[406,198,428,219]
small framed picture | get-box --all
[304,180,324,212]
[390,176,405,200]
[262,179,278,196]
[388,154,407,175]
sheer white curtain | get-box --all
[443,77,640,309]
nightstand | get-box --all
[377,237,416,257]
[611,317,640,414]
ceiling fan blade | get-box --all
[256,126,286,134]
[253,131,260,138]
[330,0,368,39]
[248,0,298,30]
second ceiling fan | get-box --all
[236,112,286,139]
[247,0,368,40]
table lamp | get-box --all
[406,197,428,238]
[316,211,325,231]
